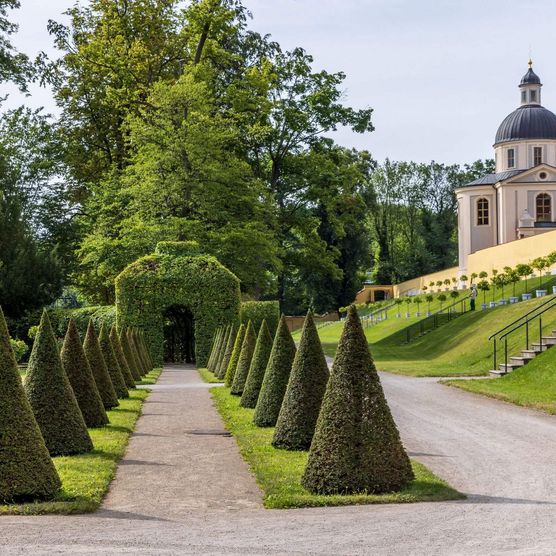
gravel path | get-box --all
[2,364,556,555]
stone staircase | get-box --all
[490,330,556,376]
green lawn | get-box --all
[316,296,556,377]
[0,368,161,515]
[198,367,223,383]
[445,345,556,414]
[211,387,463,508]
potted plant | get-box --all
[460,275,468,289]
[489,270,498,307]
[429,281,435,292]
[477,280,490,310]
[413,295,422,317]
[532,257,549,296]
[515,263,533,300]
[438,293,447,311]
[395,297,403,318]
[425,294,434,316]
[505,266,520,303]
[470,272,478,284]
[449,289,460,312]
[443,278,451,291]
[436,280,443,292]
[497,273,508,305]
[404,297,412,318]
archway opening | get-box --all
[163,305,195,363]
[374,290,387,301]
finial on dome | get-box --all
[528,57,533,68]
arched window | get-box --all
[477,197,489,226]
[536,193,552,222]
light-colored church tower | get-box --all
[456,61,556,275]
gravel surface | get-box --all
[2,364,556,555]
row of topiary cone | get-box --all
[0,306,154,503]
[206,306,414,495]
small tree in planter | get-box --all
[449,290,459,312]
[504,266,519,300]
[470,272,478,284]
[404,297,412,317]
[443,278,451,291]
[429,281,435,291]
[490,270,499,302]
[478,280,490,306]
[425,294,434,315]
[515,263,533,295]
[413,296,422,316]
[532,256,549,290]
[394,298,403,317]
[438,293,447,311]
[451,277,457,288]
[436,280,443,292]
[460,275,468,289]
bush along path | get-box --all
[24,310,93,456]
[0,305,61,503]
[207,328,223,373]
[110,325,136,389]
[99,324,129,399]
[61,319,109,428]
[225,324,245,387]
[253,315,297,427]
[217,325,236,380]
[230,321,256,396]
[120,330,142,382]
[302,305,414,494]
[272,312,329,450]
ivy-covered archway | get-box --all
[115,242,240,367]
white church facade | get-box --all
[456,62,556,275]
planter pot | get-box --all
[405,312,411,318]
[489,301,497,308]
[509,296,519,304]
[426,311,432,316]
[536,290,547,298]
[396,313,401,318]
[481,303,488,310]
[522,293,532,301]
[552,285,556,295]
[498,299,507,306]
[415,311,421,317]
[461,284,467,289]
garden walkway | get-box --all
[2,364,556,554]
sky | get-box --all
[5,0,556,165]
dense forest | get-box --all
[0,0,493,325]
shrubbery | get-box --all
[241,301,280,336]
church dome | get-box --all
[520,67,541,85]
[494,104,556,144]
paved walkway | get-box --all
[2,365,556,555]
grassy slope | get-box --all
[446,346,556,414]
[211,387,463,508]
[198,367,223,383]
[314,296,556,376]
[0,368,161,515]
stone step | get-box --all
[520,350,537,359]
[531,343,551,352]
[541,336,556,345]
[498,363,517,373]
[490,368,510,376]
[508,356,528,366]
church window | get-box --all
[534,147,543,166]
[521,90,527,103]
[507,148,515,168]
[530,89,537,103]
[536,193,552,222]
[477,198,489,226]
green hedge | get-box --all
[115,247,241,367]
[44,306,117,339]
[241,301,280,336]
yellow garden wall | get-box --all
[392,229,556,297]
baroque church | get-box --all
[457,62,556,274]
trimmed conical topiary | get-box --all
[110,325,135,389]
[120,330,142,381]
[224,324,245,387]
[214,325,231,377]
[272,312,329,450]
[84,321,119,410]
[0,305,61,502]
[128,329,146,376]
[61,319,109,428]
[24,310,93,456]
[240,320,273,408]
[132,330,149,374]
[99,324,128,399]
[136,331,152,373]
[217,325,236,379]
[253,316,296,427]
[302,306,414,494]
[207,328,221,371]
[230,321,256,396]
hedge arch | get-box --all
[115,243,241,367]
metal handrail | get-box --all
[491,295,556,371]
[488,293,556,341]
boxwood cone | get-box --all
[99,324,128,399]
[127,329,146,376]
[253,315,296,427]
[0,305,61,502]
[224,324,245,387]
[133,330,149,373]
[272,312,329,450]
[84,321,119,409]
[230,321,256,395]
[301,305,414,494]
[24,310,93,456]
[240,320,273,408]
[110,325,136,389]
[140,331,154,369]
[61,319,109,428]
[217,325,236,379]
[136,331,153,373]
[214,325,230,376]
[207,328,222,372]
[120,330,142,381]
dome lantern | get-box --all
[519,59,542,106]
